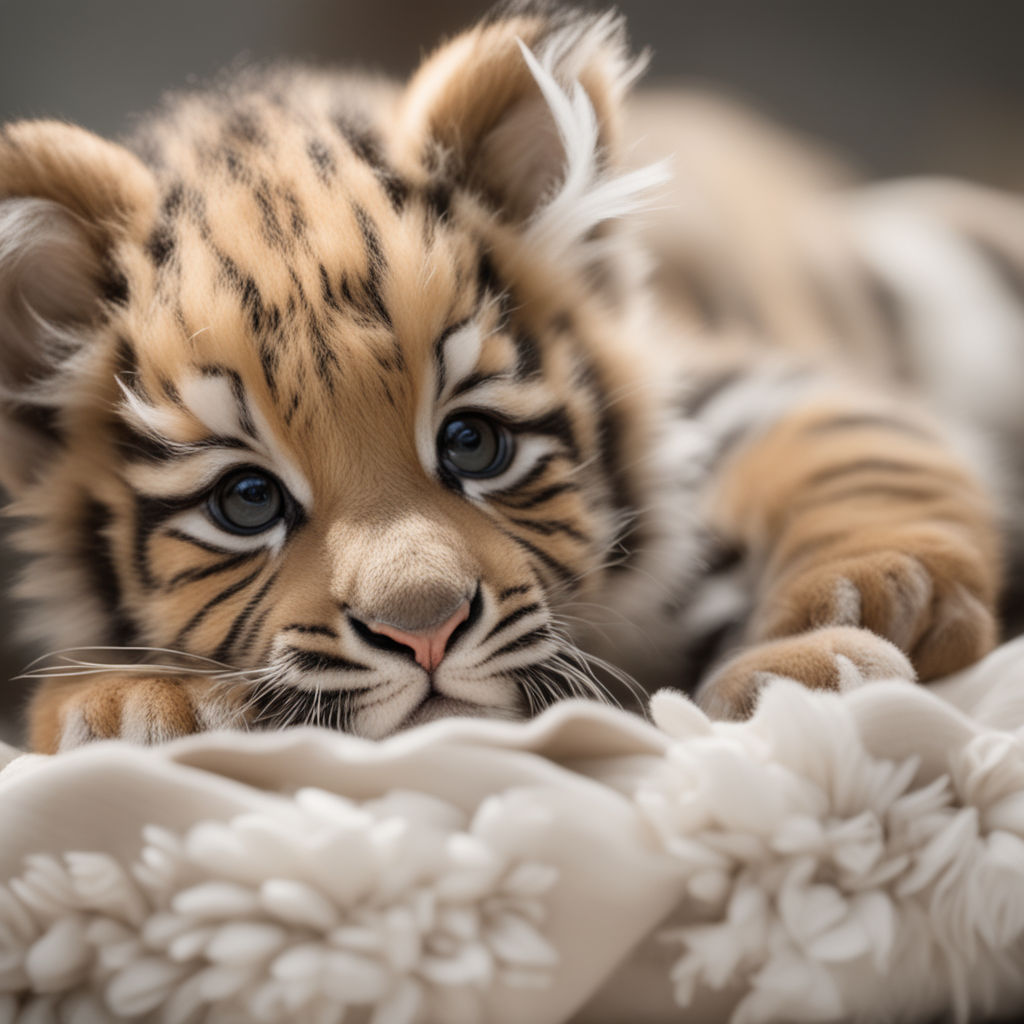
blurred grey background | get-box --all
[1,0,1023,745]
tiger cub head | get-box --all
[0,9,667,736]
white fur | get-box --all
[852,192,1024,430]
[830,577,862,627]
[517,36,670,267]
[117,382,185,442]
[439,322,483,402]
[178,374,248,441]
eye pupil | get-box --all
[451,423,481,452]
[211,469,284,533]
[439,413,512,479]
[237,479,268,504]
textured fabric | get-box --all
[1,640,1024,1023]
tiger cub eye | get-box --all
[210,468,284,533]
[438,413,513,478]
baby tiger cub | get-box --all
[0,7,1017,753]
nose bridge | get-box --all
[348,505,478,631]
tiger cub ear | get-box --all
[399,9,666,260]
[0,121,156,492]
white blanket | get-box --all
[2,639,1024,1024]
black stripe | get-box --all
[353,205,391,329]
[498,584,533,601]
[166,550,261,589]
[213,569,281,662]
[577,354,637,570]
[503,532,577,589]
[450,371,504,400]
[224,108,265,146]
[306,137,336,182]
[240,603,275,658]
[482,603,544,645]
[164,529,237,556]
[80,499,135,646]
[319,263,339,309]
[487,627,551,662]
[512,330,542,379]
[332,116,410,212]
[282,623,339,639]
[174,566,264,645]
[146,222,176,267]
[507,517,589,543]
[494,481,579,511]
[253,180,285,250]
[476,249,506,307]
[489,454,556,501]
[285,647,371,674]
[283,190,307,240]
[508,407,579,460]
[334,117,384,166]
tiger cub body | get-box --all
[0,9,1014,752]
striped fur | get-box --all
[0,8,1015,749]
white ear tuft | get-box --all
[517,34,671,266]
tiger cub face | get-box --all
[0,11,667,736]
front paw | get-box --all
[753,550,996,681]
[31,676,245,753]
[694,625,914,720]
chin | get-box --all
[398,695,523,731]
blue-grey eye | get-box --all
[439,413,513,478]
[209,468,284,533]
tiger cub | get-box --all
[0,7,1014,753]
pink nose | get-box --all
[366,600,471,672]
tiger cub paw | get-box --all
[32,676,246,753]
[753,551,997,681]
[694,625,915,721]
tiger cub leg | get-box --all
[29,674,247,753]
[695,397,1001,719]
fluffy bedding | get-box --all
[2,640,1024,1024]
